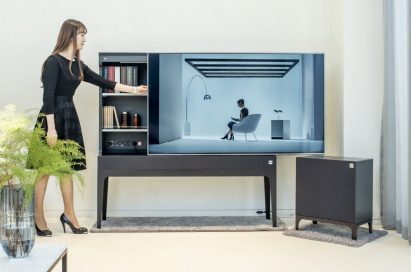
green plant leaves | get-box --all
[0,104,85,202]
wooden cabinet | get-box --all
[98,53,148,155]
[296,155,373,240]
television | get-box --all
[148,53,324,154]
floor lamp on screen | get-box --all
[184,74,212,135]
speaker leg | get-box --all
[296,216,302,230]
[351,225,358,240]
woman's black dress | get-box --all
[31,54,116,171]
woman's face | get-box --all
[76,31,86,50]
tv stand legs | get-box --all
[97,172,109,228]
[96,159,278,229]
[97,174,103,228]
[266,174,277,228]
[103,177,109,220]
[264,177,271,220]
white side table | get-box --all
[271,120,290,139]
[0,243,67,272]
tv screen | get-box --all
[148,53,324,154]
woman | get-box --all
[221,99,248,140]
[33,19,147,236]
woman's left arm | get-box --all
[82,61,147,94]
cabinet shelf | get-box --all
[102,61,147,65]
[102,93,147,97]
[102,127,147,132]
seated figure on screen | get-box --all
[221,99,249,140]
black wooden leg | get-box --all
[102,177,109,220]
[264,176,271,220]
[269,172,277,227]
[62,251,67,272]
[351,225,358,240]
[296,216,302,230]
[97,171,105,229]
[368,221,373,233]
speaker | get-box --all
[296,155,373,240]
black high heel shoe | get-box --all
[229,133,234,140]
[221,133,229,140]
[35,223,52,237]
[60,213,88,234]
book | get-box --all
[127,66,133,85]
[103,106,108,128]
[102,65,138,93]
[132,66,138,86]
[102,67,109,93]
[108,66,114,81]
[103,106,120,129]
[103,66,109,79]
[115,67,120,83]
[103,106,111,128]
[102,66,116,93]
[120,66,127,84]
[108,106,113,128]
[112,106,120,128]
[108,66,115,90]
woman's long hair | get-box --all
[41,19,87,82]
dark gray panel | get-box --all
[296,156,373,224]
[148,54,160,144]
[158,54,183,143]
[297,157,355,222]
[355,160,373,223]
[313,54,324,140]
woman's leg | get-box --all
[228,122,235,136]
[222,121,232,139]
[60,175,81,228]
[35,175,50,229]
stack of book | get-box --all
[102,66,138,93]
[103,106,120,128]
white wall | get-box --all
[0,0,382,220]
[342,0,384,220]
[182,53,305,139]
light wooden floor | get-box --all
[35,217,411,272]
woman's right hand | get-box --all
[132,85,148,95]
[46,128,58,147]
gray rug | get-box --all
[90,216,285,233]
[283,222,388,247]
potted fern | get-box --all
[0,104,85,258]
